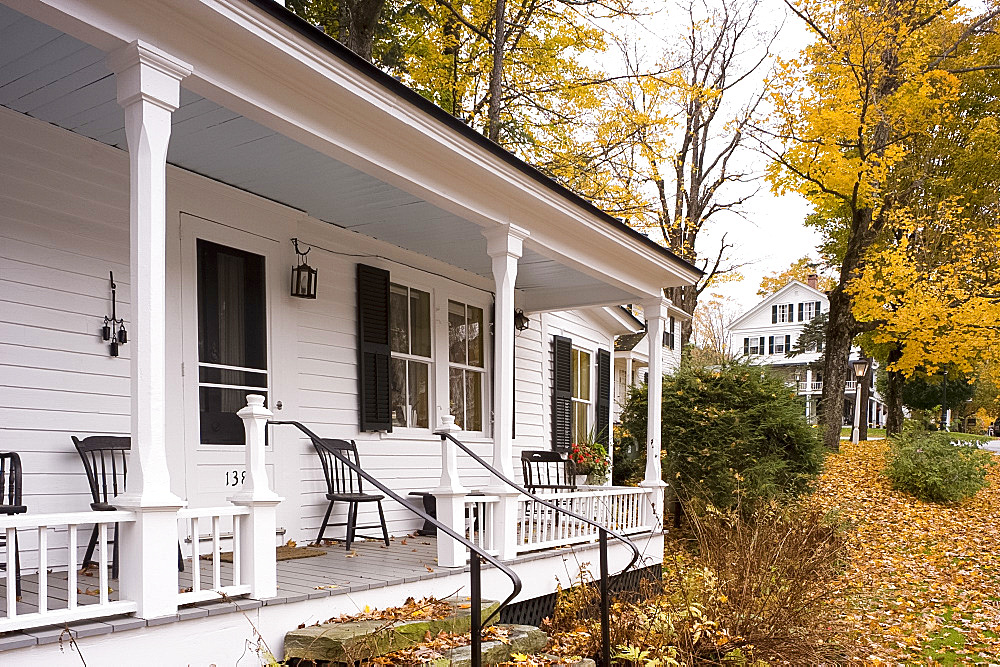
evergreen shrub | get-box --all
[884,428,994,503]
[618,361,823,510]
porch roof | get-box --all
[0,0,701,311]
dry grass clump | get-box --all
[546,503,856,665]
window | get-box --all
[448,300,485,431]
[744,336,765,356]
[663,316,676,350]
[571,348,592,445]
[389,283,431,428]
[776,303,794,323]
[770,334,791,354]
[799,301,819,321]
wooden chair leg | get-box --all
[83,524,99,568]
[377,501,389,546]
[14,531,21,599]
[317,500,334,544]
[345,503,358,550]
[178,544,185,572]
[112,522,119,580]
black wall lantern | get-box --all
[103,271,128,357]
[514,309,530,332]
[290,238,317,299]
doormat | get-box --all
[201,545,327,563]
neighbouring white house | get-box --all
[0,0,702,661]
[612,303,688,423]
[729,277,887,427]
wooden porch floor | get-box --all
[0,536,461,649]
[0,536,447,617]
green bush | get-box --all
[884,429,994,503]
[618,361,823,511]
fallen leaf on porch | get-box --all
[401,538,408,545]
[380,545,388,549]
[458,603,471,609]
[345,550,358,558]
[313,584,338,590]
[411,549,417,553]
[82,587,111,596]
[180,587,193,593]
[421,541,431,545]
[285,539,297,548]
[424,565,434,572]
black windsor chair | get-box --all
[520,450,578,492]
[312,439,390,550]
[0,452,26,597]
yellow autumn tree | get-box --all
[757,257,836,297]
[762,0,998,446]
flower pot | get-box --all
[575,474,589,487]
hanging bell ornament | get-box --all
[117,325,128,344]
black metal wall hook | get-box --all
[103,271,128,357]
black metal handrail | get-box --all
[441,432,648,666]
[269,421,521,667]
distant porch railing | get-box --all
[516,487,653,554]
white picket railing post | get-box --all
[433,416,468,567]
[231,395,283,599]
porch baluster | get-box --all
[433,416,467,568]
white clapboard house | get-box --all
[729,277,886,426]
[0,0,701,661]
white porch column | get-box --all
[640,296,669,530]
[433,416,468,567]
[107,41,191,619]
[483,223,529,561]
[232,396,283,598]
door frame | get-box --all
[178,212,288,515]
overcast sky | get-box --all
[605,0,827,309]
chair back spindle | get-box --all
[71,437,130,508]
[0,452,25,515]
[520,450,577,492]
[315,439,364,496]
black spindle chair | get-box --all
[0,452,26,597]
[72,436,129,579]
[520,450,578,492]
[313,439,389,550]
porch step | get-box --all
[283,598,499,663]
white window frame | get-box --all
[389,281,434,432]
[448,298,488,434]
[801,301,818,321]
[777,303,794,323]
[773,336,787,354]
[747,337,764,355]
[571,346,593,445]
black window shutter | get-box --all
[595,349,611,447]
[759,337,765,355]
[357,264,392,432]
[785,334,791,350]
[744,338,750,355]
[769,336,774,354]
[815,300,822,316]
[798,302,804,321]
[552,335,572,452]
[772,305,777,323]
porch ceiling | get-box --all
[0,3,651,310]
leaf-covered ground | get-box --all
[811,440,1000,664]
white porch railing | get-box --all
[0,512,137,632]
[463,495,499,554]
[516,487,653,554]
[177,507,252,605]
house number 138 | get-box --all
[226,470,246,487]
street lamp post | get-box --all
[942,370,949,431]
[851,358,870,444]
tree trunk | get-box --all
[820,285,853,449]
[487,0,506,143]
[884,346,905,435]
[338,0,386,62]
[859,365,870,441]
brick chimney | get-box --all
[807,273,819,289]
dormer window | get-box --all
[798,301,821,321]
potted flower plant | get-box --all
[568,430,610,485]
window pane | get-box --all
[571,349,581,399]
[410,289,431,358]
[578,351,591,401]
[408,361,430,428]
[448,301,466,364]
[465,370,482,431]
[197,240,267,370]
[449,367,465,429]
[467,306,484,368]
[390,357,408,427]
[573,402,589,445]
[389,284,409,354]
[200,387,266,445]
